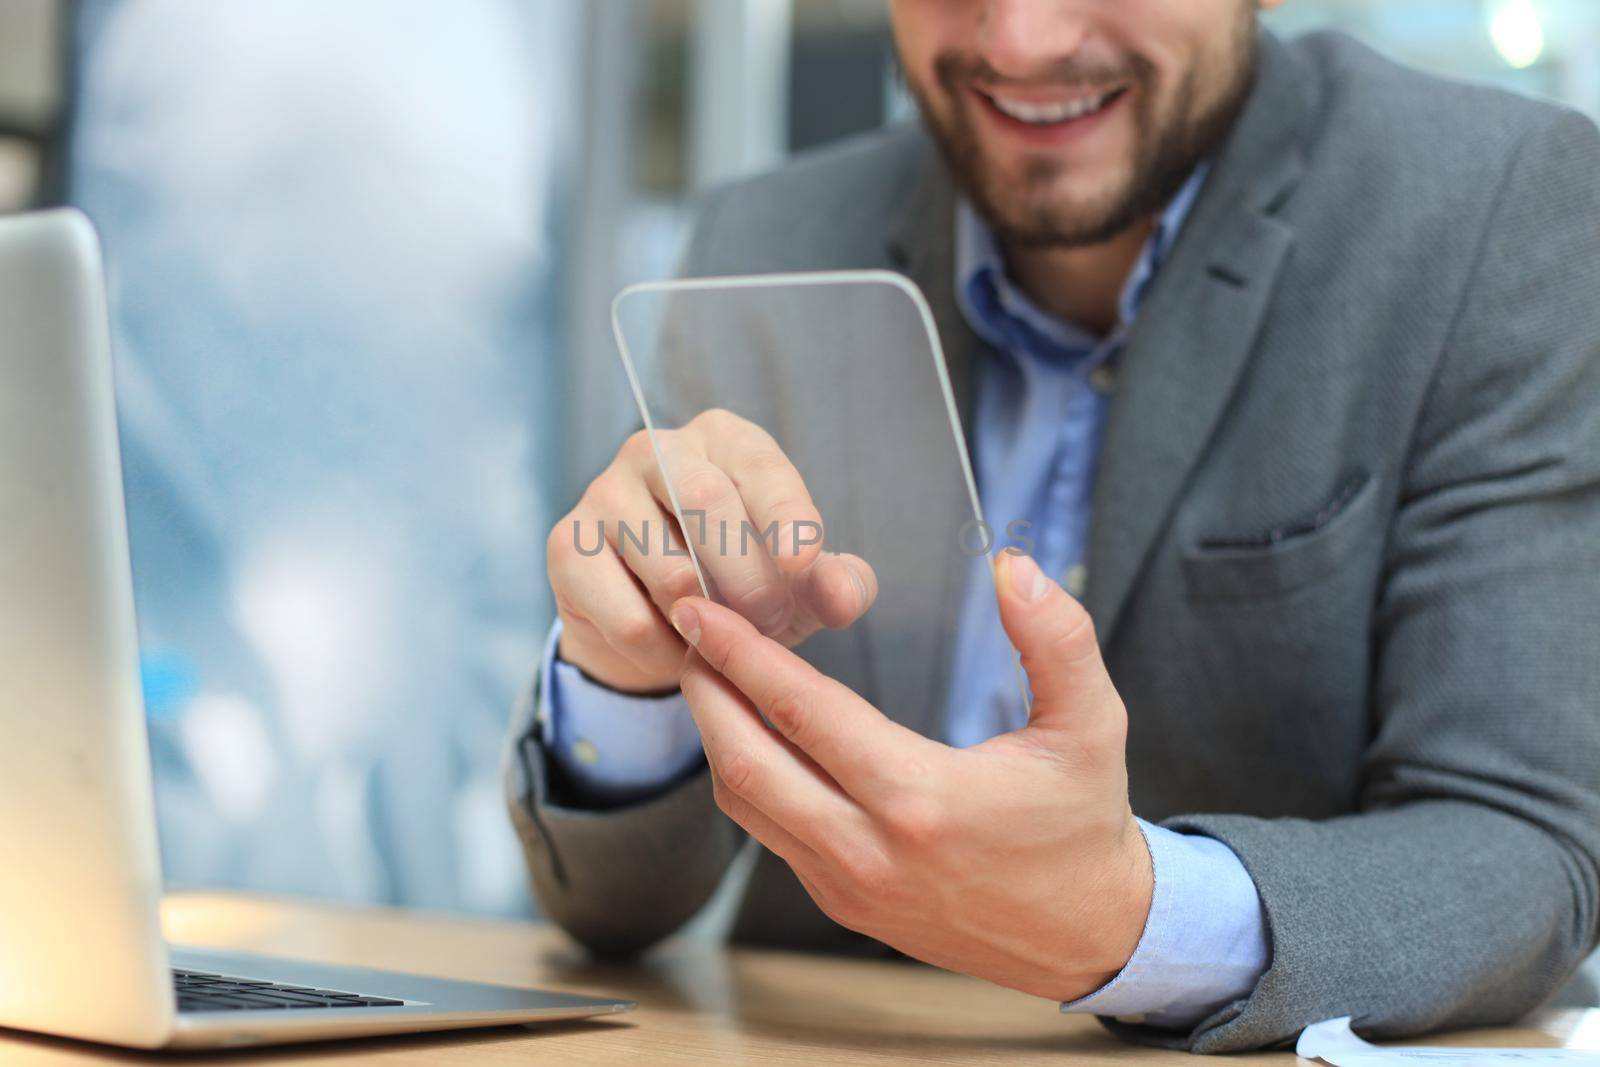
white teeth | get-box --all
[989,90,1115,125]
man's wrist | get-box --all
[554,640,681,699]
[535,620,704,805]
[1059,819,1269,1027]
[1074,814,1157,997]
[555,619,682,696]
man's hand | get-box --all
[547,409,878,693]
[670,550,1153,1002]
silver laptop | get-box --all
[0,209,634,1050]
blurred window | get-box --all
[1266,0,1600,121]
[70,0,578,914]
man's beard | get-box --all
[910,25,1258,249]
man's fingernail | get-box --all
[669,603,701,646]
[1009,552,1052,602]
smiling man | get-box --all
[505,0,1600,1053]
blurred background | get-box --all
[0,0,1597,918]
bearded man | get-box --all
[506,0,1600,1052]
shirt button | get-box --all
[1088,363,1118,395]
[572,738,601,766]
[1064,564,1088,598]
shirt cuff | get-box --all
[538,620,705,804]
[1060,819,1269,1030]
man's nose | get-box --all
[977,0,1092,79]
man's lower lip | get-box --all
[971,88,1125,145]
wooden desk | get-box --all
[0,892,1593,1065]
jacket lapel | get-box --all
[1083,34,1309,643]
[886,139,983,434]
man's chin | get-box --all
[964,159,1138,247]
[981,192,1140,249]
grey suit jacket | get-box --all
[505,31,1600,1053]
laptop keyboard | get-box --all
[173,968,405,1012]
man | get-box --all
[505,0,1600,1053]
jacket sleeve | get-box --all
[1121,109,1600,1053]
[502,663,741,958]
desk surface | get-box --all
[0,892,1593,1065]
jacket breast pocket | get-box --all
[1180,471,1380,603]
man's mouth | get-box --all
[975,85,1127,127]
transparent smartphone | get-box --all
[611,271,1024,731]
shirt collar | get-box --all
[954,163,1211,360]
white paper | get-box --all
[1297,1017,1600,1065]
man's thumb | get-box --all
[995,552,1117,727]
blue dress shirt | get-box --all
[537,167,1269,1029]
